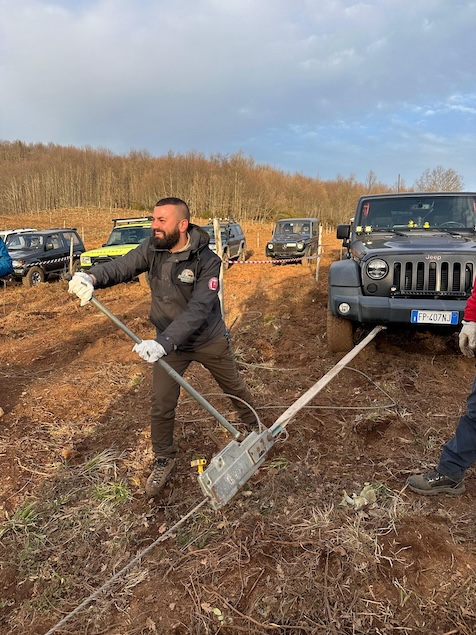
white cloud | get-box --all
[0,0,475,188]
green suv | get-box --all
[80,217,152,270]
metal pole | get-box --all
[89,296,241,439]
[269,325,385,437]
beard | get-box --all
[151,226,181,250]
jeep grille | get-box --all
[392,259,473,298]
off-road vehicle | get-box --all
[266,217,320,262]
[8,228,86,287]
[328,192,476,352]
[80,216,152,270]
[0,228,38,244]
[200,219,246,268]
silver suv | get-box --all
[201,219,246,268]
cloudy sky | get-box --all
[1,0,475,189]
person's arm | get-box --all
[88,240,150,287]
[459,283,476,356]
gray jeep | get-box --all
[328,192,476,352]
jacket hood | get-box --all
[188,223,211,252]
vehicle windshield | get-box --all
[6,234,44,250]
[275,221,311,235]
[106,226,151,246]
[356,195,476,232]
[201,226,227,241]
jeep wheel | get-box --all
[23,266,45,287]
[326,308,355,353]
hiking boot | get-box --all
[146,457,176,497]
[406,469,465,496]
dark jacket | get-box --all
[0,238,13,278]
[89,224,226,353]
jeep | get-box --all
[266,217,320,262]
[80,217,152,270]
[8,228,86,287]
[328,192,476,352]
[200,219,246,269]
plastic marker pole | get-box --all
[89,296,241,439]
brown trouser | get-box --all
[150,336,256,457]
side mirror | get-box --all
[336,224,350,240]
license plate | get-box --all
[411,310,459,325]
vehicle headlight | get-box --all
[81,256,91,265]
[12,259,25,267]
[366,258,389,280]
[267,243,274,250]
[297,242,305,251]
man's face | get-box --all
[150,204,187,250]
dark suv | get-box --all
[328,192,476,352]
[201,219,246,268]
[266,217,320,262]
[8,228,86,287]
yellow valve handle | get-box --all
[191,458,207,474]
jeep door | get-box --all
[309,221,319,255]
[43,233,66,274]
[226,225,240,258]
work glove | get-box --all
[68,272,94,306]
[133,340,166,363]
[459,321,476,357]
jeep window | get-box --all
[7,234,44,250]
[46,234,63,250]
[106,226,151,246]
[356,195,476,231]
[63,231,82,248]
[275,221,310,235]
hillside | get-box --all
[1,210,475,635]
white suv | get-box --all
[0,228,37,245]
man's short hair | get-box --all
[155,197,190,220]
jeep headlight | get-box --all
[297,242,305,251]
[12,259,25,267]
[267,243,274,250]
[366,258,388,280]
[81,255,91,265]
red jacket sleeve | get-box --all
[464,282,476,321]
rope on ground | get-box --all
[43,498,208,635]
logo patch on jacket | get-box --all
[178,269,195,284]
[208,277,219,291]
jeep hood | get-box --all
[354,232,476,258]
[272,232,308,241]
[83,245,136,257]
[9,248,41,259]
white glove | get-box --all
[68,272,94,306]
[459,321,476,357]
[133,340,166,363]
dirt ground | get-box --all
[1,209,476,635]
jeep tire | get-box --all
[326,308,355,353]
[24,266,45,287]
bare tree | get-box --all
[413,166,464,192]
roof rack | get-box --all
[112,217,152,227]
[207,217,237,224]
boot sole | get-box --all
[407,482,465,496]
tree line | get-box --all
[0,140,464,227]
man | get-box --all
[407,294,476,495]
[69,197,257,496]
[0,236,13,278]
